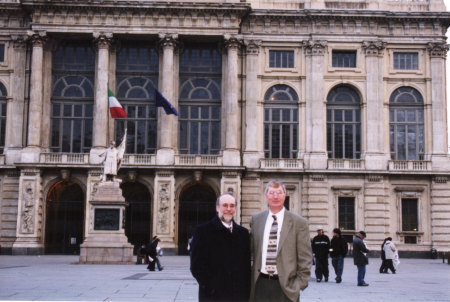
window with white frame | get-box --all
[327,85,361,159]
[393,52,418,70]
[269,50,294,68]
[115,42,159,154]
[264,85,299,158]
[389,87,424,160]
[179,44,222,155]
[51,42,94,153]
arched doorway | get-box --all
[121,182,152,253]
[178,183,216,255]
[45,181,84,254]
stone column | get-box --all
[243,40,263,168]
[21,32,46,163]
[427,42,449,170]
[222,35,241,166]
[362,41,387,170]
[5,35,27,164]
[303,40,327,169]
[221,171,242,223]
[156,34,178,165]
[153,170,176,250]
[90,33,112,164]
[12,168,43,254]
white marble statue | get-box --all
[99,131,127,182]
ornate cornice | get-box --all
[303,40,327,56]
[426,42,449,58]
[362,40,386,56]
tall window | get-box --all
[402,198,418,232]
[389,87,424,160]
[332,50,356,68]
[269,50,294,68]
[115,42,159,154]
[394,53,418,70]
[179,44,221,155]
[264,85,299,158]
[0,83,6,153]
[327,85,361,159]
[0,44,4,62]
[51,42,94,153]
[338,197,355,230]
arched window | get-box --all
[326,85,361,159]
[51,42,94,153]
[115,43,159,154]
[179,44,222,155]
[264,84,299,158]
[389,87,424,160]
[0,82,6,153]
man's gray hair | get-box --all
[264,180,286,194]
[216,193,237,206]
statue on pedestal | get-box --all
[99,131,126,182]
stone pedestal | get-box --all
[79,181,133,264]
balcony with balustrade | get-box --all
[388,160,431,171]
[260,158,304,170]
[327,159,365,170]
[175,154,223,166]
[39,153,89,165]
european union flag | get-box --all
[155,89,178,116]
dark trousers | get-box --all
[315,256,329,280]
[380,259,395,273]
[254,275,294,302]
[331,256,344,279]
[357,265,366,285]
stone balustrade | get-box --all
[175,155,222,166]
[40,153,89,164]
[260,158,303,170]
[327,159,365,170]
[123,154,156,165]
[388,160,431,171]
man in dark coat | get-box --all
[330,228,348,283]
[352,231,370,286]
[312,226,330,282]
[146,236,160,271]
[190,193,251,302]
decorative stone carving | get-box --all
[93,32,113,50]
[60,169,70,182]
[244,39,261,55]
[158,33,179,50]
[157,183,170,233]
[426,42,449,58]
[21,183,34,234]
[433,176,448,184]
[224,34,242,51]
[11,35,28,49]
[367,175,383,182]
[311,174,325,182]
[303,40,327,55]
[27,31,47,47]
[362,40,386,56]
[193,171,202,182]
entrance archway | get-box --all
[178,183,216,255]
[121,182,152,253]
[45,181,84,254]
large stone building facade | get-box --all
[0,0,449,256]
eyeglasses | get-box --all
[267,191,285,196]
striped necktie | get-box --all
[265,215,278,274]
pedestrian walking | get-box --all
[379,237,389,273]
[382,237,397,274]
[312,226,330,282]
[353,231,369,286]
[330,228,348,283]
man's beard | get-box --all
[219,213,234,224]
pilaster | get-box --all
[21,32,46,163]
[430,176,450,252]
[241,172,261,227]
[362,40,388,170]
[222,35,241,166]
[363,175,389,244]
[156,34,179,165]
[427,42,450,170]
[153,170,176,249]
[243,39,263,168]
[12,168,44,255]
[303,40,327,169]
[90,33,113,164]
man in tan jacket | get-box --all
[250,180,312,302]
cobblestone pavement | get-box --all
[0,255,449,302]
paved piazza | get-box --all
[0,256,449,302]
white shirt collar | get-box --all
[219,217,233,232]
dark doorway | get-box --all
[122,182,152,254]
[178,183,216,255]
[45,181,84,254]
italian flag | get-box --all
[108,89,128,118]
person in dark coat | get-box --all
[312,226,330,282]
[330,228,348,283]
[379,237,389,273]
[353,231,370,286]
[190,193,251,302]
[146,236,159,271]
